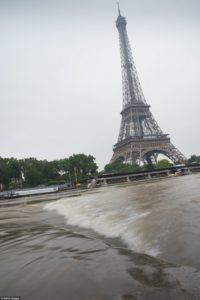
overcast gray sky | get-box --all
[0,0,199,170]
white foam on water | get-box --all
[0,231,10,236]
[44,189,160,256]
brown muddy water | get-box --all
[1,174,200,299]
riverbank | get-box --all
[0,174,183,208]
[0,189,87,207]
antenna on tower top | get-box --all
[117,2,121,16]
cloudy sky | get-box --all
[0,0,199,170]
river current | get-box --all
[1,174,200,299]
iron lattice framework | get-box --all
[111,8,186,165]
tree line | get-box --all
[103,158,171,174]
[0,154,98,190]
[0,153,199,190]
[103,155,200,175]
[188,155,200,164]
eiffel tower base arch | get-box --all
[111,137,186,166]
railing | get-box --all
[98,164,200,185]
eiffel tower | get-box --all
[111,6,186,165]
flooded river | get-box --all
[1,174,200,299]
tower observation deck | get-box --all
[111,7,186,165]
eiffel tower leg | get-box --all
[165,143,186,165]
[144,153,154,166]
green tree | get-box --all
[0,157,22,189]
[156,159,171,169]
[104,159,141,174]
[0,157,10,188]
[21,158,43,187]
[7,158,22,188]
[188,155,200,164]
[21,158,61,187]
[68,154,98,182]
[0,154,99,190]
